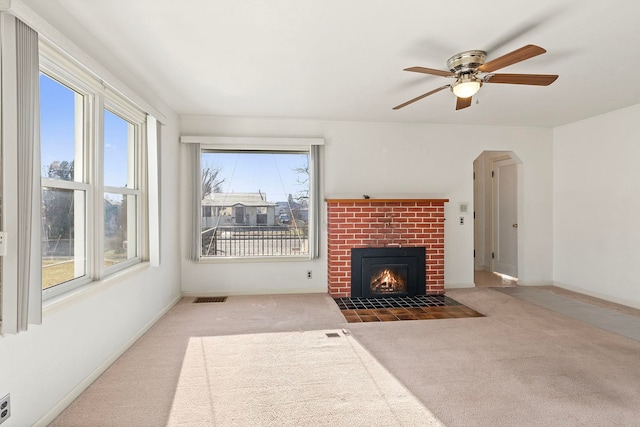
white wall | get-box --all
[553,103,640,309]
[0,3,182,426]
[181,116,554,293]
[0,121,182,427]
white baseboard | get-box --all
[516,280,553,286]
[181,287,327,297]
[445,282,475,289]
[35,293,183,427]
[553,281,640,310]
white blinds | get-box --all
[16,17,41,330]
[1,15,42,333]
[309,144,321,259]
[147,115,160,267]
[189,144,202,262]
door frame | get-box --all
[490,156,518,277]
[473,151,523,280]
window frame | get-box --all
[39,41,148,300]
[102,100,146,275]
[186,137,323,262]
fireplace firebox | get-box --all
[351,247,426,298]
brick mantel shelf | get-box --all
[326,198,449,297]
[325,198,449,204]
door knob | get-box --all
[512,224,518,228]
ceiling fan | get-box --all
[393,44,558,111]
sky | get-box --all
[40,73,130,189]
[202,151,308,203]
[40,72,309,202]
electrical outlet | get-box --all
[0,394,10,425]
[306,270,312,279]
[459,216,465,225]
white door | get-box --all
[492,159,518,277]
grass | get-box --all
[42,254,126,289]
[42,259,75,289]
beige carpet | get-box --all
[167,330,443,426]
[50,290,640,426]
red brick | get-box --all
[326,199,447,297]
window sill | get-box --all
[43,262,151,316]
[196,255,312,264]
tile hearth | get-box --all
[334,295,484,323]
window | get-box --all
[200,149,315,258]
[40,73,87,289]
[40,43,147,298]
[103,109,141,269]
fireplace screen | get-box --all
[351,247,426,298]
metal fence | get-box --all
[202,226,309,257]
[42,238,74,257]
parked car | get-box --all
[278,213,292,225]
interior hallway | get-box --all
[474,270,518,287]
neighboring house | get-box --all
[202,192,276,228]
[275,200,309,223]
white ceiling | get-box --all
[26,0,640,127]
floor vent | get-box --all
[194,297,228,303]
[326,332,341,338]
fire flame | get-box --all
[371,268,405,293]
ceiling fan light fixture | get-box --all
[451,75,482,98]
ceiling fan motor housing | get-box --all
[447,50,487,73]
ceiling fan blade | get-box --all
[478,45,546,73]
[404,66,454,77]
[393,85,450,110]
[486,73,558,86]
[456,97,472,110]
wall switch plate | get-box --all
[0,394,10,425]
[0,232,7,256]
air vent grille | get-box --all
[194,297,228,303]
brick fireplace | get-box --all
[326,198,448,297]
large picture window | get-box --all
[199,148,318,259]
[40,43,146,298]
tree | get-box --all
[202,166,225,199]
[42,160,75,255]
[48,160,74,181]
[292,164,309,205]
